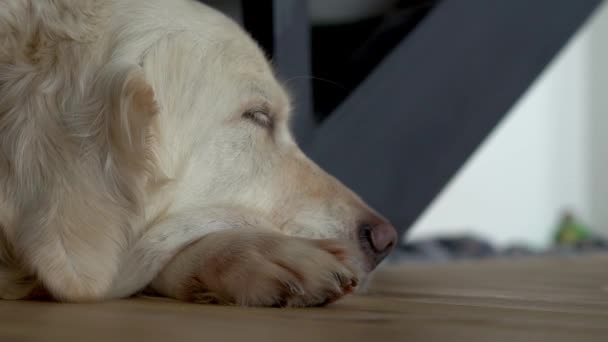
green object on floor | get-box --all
[554,212,592,245]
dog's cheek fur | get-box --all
[0,1,161,300]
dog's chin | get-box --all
[353,270,375,294]
[346,257,376,295]
[350,254,393,294]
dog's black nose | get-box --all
[358,222,397,267]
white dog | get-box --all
[0,0,397,307]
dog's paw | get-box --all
[168,231,363,307]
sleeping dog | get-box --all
[0,0,397,307]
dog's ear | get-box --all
[0,2,164,300]
[103,65,160,178]
[11,65,164,301]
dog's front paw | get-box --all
[155,231,362,307]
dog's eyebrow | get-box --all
[245,88,273,112]
[247,84,271,101]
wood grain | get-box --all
[1,254,606,341]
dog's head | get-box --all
[131,5,398,275]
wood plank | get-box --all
[1,255,606,341]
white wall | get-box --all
[408,3,608,248]
[590,2,608,237]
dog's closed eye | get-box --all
[243,109,273,129]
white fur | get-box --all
[0,0,389,306]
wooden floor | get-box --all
[1,254,607,342]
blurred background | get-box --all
[202,0,608,260]
[409,2,608,248]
